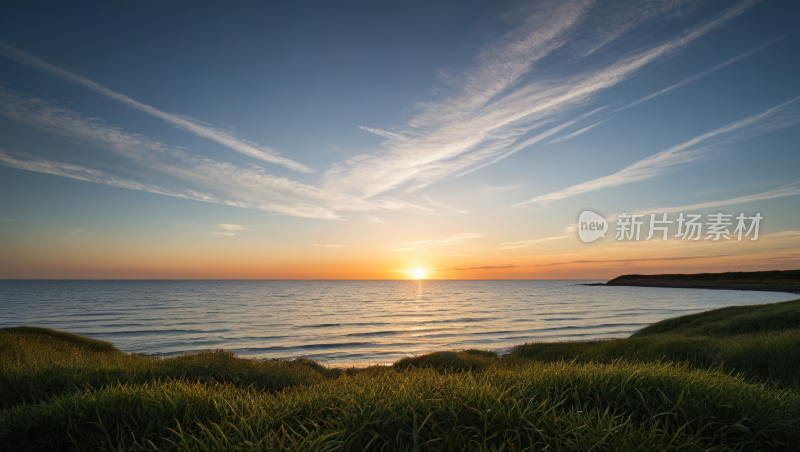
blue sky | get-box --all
[0,0,799,279]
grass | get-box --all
[508,330,800,390]
[510,298,800,390]
[0,327,336,410]
[2,299,800,451]
[632,298,800,337]
[393,350,498,372]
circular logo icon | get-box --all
[576,208,608,244]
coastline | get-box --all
[600,269,800,294]
[3,290,800,450]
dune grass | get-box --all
[508,329,800,390]
[393,349,499,372]
[633,298,800,337]
[0,327,338,410]
[510,298,800,390]
[3,354,798,451]
[2,299,800,451]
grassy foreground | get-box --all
[2,300,800,451]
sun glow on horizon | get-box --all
[411,268,426,280]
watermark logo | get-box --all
[577,209,608,243]
[575,209,763,244]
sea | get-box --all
[1,280,795,365]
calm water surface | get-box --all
[1,280,795,365]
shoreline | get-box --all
[581,281,800,294]
[600,269,800,294]
[4,294,800,450]
[123,274,800,366]
[138,334,641,369]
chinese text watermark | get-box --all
[577,210,762,244]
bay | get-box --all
[1,280,794,365]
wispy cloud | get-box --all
[205,224,248,236]
[637,181,800,213]
[546,120,609,144]
[1,89,468,220]
[499,234,572,250]
[440,240,800,272]
[358,126,407,141]
[515,95,800,206]
[0,89,368,219]
[393,232,483,251]
[615,35,786,112]
[535,254,731,267]
[371,197,434,213]
[423,194,470,214]
[314,244,347,248]
[0,218,18,222]
[455,107,608,178]
[0,1,771,223]
[0,41,313,173]
[69,229,84,236]
[447,265,519,271]
[0,150,192,199]
[322,0,760,198]
[214,224,248,231]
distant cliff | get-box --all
[605,269,800,294]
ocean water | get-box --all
[1,280,796,365]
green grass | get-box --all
[2,299,800,451]
[3,356,798,451]
[508,329,800,390]
[633,298,800,337]
[0,327,338,410]
[393,349,499,372]
[510,299,800,391]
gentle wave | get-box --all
[1,280,796,364]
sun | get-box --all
[412,268,426,280]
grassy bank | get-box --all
[2,299,800,451]
[509,298,800,390]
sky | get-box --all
[0,0,798,279]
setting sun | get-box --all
[2,2,799,449]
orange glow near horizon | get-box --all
[1,3,799,284]
[0,225,798,279]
